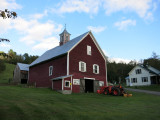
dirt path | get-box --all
[125,88,160,96]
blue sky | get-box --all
[0,0,160,63]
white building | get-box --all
[126,64,160,86]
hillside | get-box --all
[0,86,160,120]
[0,63,15,84]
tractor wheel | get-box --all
[112,88,120,96]
[103,89,109,95]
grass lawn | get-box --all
[126,85,160,92]
[0,86,160,120]
[0,63,15,84]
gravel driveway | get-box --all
[125,88,160,96]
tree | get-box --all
[0,9,17,19]
[0,9,17,59]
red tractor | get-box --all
[97,84,127,96]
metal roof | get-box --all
[17,63,29,71]
[51,75,72,80]
[30,31,89,67]
[59,29,71,35]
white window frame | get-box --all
[93,64,99,74]
[99,81,104,86]
[65,80,70,87]
[131,78,137,83]
[142,77,148,82]
[87,45,91,55]
[49,66,53,76]
[79,61,86,72]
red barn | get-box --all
[29,29,107,94]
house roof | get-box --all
[17,63,29,71]
[30,31,89,67]
[140,65,160,76]
[129,64,160,76]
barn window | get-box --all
[49,66,53,76]
[87,45,91,55]
[93,64,99,74]
[65,80,70,87]
[79,61,86,72]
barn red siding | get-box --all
[53,80,62,90]
[63,77,71,90]
[29,55,67,88]
[69,34,107,93]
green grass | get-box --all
[0,63,15,84]
[0,86,160,120]
[126,85,160,92]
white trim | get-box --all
[68,32,90,53]
[62,78,64,90]
[105,61,108,86]
[89,32,107,61]
[79,61,86,72]
[49,66,53,76]
[65,80,70,87]
[67,53,69,75]
[68,31,106,62]
[87,45,91,55]
[71,76,72,91]
[84,77,95,80]
[93,64,99,74]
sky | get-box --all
[0,0,160,63]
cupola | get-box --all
[59,26,71,46]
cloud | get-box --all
[0,43,11,48]
[10,17,63,48]
[87,26,106,33]
[103,0,154,19]
[0,18,12,33]
[114,19,136,30]
[0,0,22,10]
[30,10,48,19]
[33,37,59,50]
[52,0,157,20]
[108,57,132,64]
[52,0,101,14]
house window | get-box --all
[65,80,70,87]
[135,69,141,74]
[49,66,53,76]
[87,45,91,55]
[131,78,137,83]
[79,61,86,72]
[142,77,148,82]
[93,64,99,74]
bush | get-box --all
[0,60,6,73]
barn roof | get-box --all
[30,31,89,67]
[51,75,72,80]
[17,63,29,71]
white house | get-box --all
[126,64,160,86]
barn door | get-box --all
[80,79,85,93]
[93,80,99,93]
